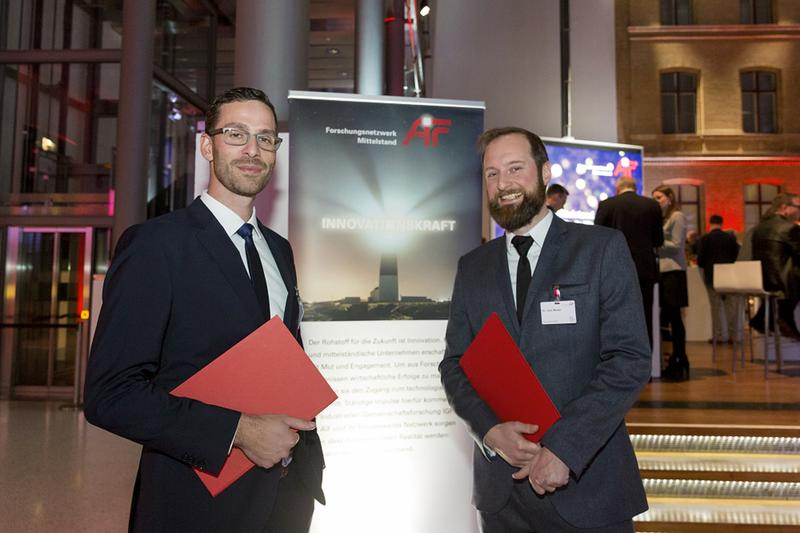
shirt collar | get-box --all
[505,208,553,253]
[200,191,262,240]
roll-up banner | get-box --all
[289,91,484,533]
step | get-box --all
[636,496,800,531]
[637,451,800,482]
[628,422,800,439]
[628,425,800,530]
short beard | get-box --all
[489,183,545,233]
[212,155,272,198]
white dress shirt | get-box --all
[506,209,554,306]
[484,209,554,458]
[201,191,288,321]
[201,192,292,457]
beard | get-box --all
[489,182,546,232]
[212,153,273,198]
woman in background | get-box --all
[653,185,690,381]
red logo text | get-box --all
[402,116,452,147]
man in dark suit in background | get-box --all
[85,87,324,533]
[697,215,740,343]
[440,127,650,532]
[751,193,800,337]
[545,183,569,212]
[595,176,664,349]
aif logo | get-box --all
[402,114,452,147]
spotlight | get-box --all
[419,0,430,17]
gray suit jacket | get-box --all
[439,215,649,529]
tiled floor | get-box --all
[1,340,797,532]
[0,401,139,533]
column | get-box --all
[234,0,309,124]
[112,0,155,250]
[356,0,385,95]
[385,0,405,96]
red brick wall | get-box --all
[644,158,800,233]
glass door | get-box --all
[1,227,92,399]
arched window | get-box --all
[662,180,703,234]
[744,182,780,230]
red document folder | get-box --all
[459,313,560,442]
[171,316,337,496]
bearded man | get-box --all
[85,87,324,533]
[439,127,650,532]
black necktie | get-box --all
[512,235,534,323]
[237,223,270,320]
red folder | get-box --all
[459,313,560,442]
[171,316,337,496]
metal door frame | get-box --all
[1,226,92,399]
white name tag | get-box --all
[540,300,577,325]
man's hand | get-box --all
[484,422,540,467]
[233,414,315,469]
[513,446,569,495]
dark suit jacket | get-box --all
[697,229,740,287]
[595,190,664,282]
[439,216,650,529]
[752,214,800,297]
[85,199,324,533]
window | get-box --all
[661,72,696,134]
[672,184,702,235]
[744,183,780,230]
[661,0,693,25]
[741,0,773,24]
[741,71,777,133]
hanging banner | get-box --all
[289,91,484,533]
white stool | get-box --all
[713,261,783,378]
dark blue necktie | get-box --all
[237,223,270,319]
[512,235,534,323]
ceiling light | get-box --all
[420,0,430,17]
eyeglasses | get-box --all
[206,127,283,151]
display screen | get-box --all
[493,137,644,237]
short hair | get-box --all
[478,127,549,177]
[615,176,636,192]
[709,214,723,225]
[546,183,569,197]
[205,87,278,131]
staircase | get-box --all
[630,422,800,532]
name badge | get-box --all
[540,300,577,325]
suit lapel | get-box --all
[490,236,520,337]
[260,222,298,333]
[189,200,264,329]
[524,216,569,321]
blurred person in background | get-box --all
[652,185,690,381]
[750,192,800,338]
[697,215,740,343]
[545,183,569,212]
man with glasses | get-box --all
[751,192,800,338]
[85,87,323,533]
